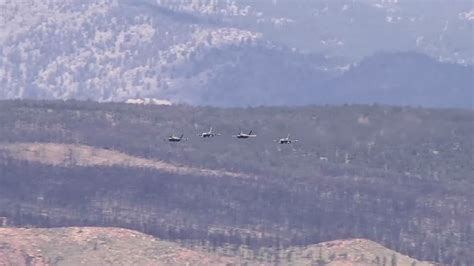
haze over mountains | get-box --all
[1,0,473,107]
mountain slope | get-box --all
[0,100,472,265]
[289,239,435,266]
[154,0,474,64]
[0,142,250,178]
[0,227,236,265]
[1,0,472,108]
[0,227,435,265]
[0,0,264,102]
[326,52,474,108]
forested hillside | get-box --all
[0,100,473,265]
[155,0,473,64]
[1,0,472,107]
[1,100,472,181]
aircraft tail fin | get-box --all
[180,134,184,139]
[249,130,253,135]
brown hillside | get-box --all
[0,227,236,266]
[0,142,250,179]
[290,239,437,266]
[0,227,435,266]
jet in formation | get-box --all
[275,134,298,144]
[167,129,298,144]
[167,134,185,142]
[233,130,257,139]
[199,127,220,138]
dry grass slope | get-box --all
[0,142,250,179]
[0,227,237,266]
[0,227,436,266]
[292,239,436,266]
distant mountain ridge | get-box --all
[152,0,474,64]
[0,0,472,108]
[325,52,474,108]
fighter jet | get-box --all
[199,127,220,138]
[275,134,298,144]
[167,134,185,142]
[233,130,257,139]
